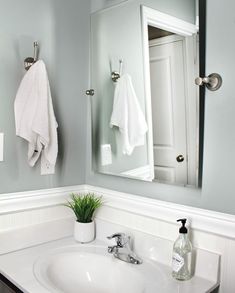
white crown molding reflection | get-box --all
[142,6,198,37]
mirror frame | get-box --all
[198,0,206,187]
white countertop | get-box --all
[0,237,218,293]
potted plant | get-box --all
[65,193,103,243]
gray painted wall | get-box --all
[91,0,128,13]
[91,0,196,23]
[1,0,235,216]
[87,0,235,215]
[0,0,90,193]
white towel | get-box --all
[14,60,58,175]
[110,73,148,155]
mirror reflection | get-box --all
[91,0,201,187]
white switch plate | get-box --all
[0,133,4,161]
[101,144,112,166]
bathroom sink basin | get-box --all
[33,244,167,293]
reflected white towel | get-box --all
[110,73,148,155]
[14,60,58,174]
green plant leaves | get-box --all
[64,193,103,223]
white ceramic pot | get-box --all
[74,220,95,243]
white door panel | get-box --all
[154,166,175,183]
[154,147,177,166]
[149,35,188,184]
[151,57,174,147]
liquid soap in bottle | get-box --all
[172,218,192,281]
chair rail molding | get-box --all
[0,184,234,240]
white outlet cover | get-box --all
[101,144,112,166]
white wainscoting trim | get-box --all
[83,185,235,240]
[0,185,86,214]
[0,184,234,240]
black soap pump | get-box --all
[178,218,187,233]
[172,218,192,281]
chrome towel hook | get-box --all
[24,41,39,70]
[111,59,123,82]
[195,73,222,91]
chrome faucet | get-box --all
[107,233,142,265]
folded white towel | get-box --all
[14,60,58,174]
[110,73,148,155]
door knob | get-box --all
[195,73,222,91]
[85,89,95,96]
[176,155,184,163]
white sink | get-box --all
[33,244,167,293]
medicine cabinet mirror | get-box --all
[90,0,205,188]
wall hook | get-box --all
[195,73,222,91]
[24,41,39,71]
[111,59,123,82]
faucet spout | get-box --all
[107,233,142,265]
[108,245,118,254]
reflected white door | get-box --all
[149,35,188,184]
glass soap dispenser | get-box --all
[172,218,192,281]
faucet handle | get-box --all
[107,232,125,240]
[107,233,129,247]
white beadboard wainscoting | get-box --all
[0,185,234,292]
